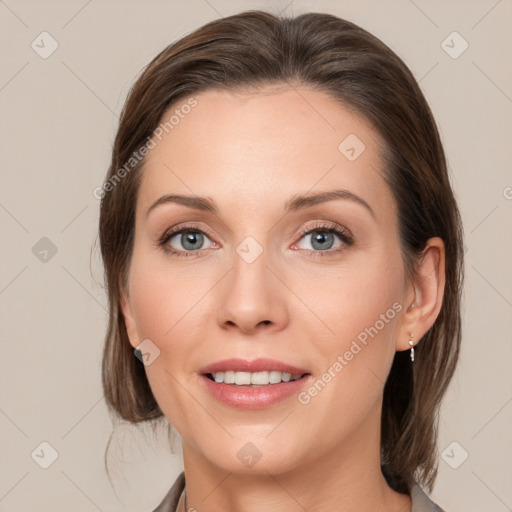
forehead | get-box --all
[138,86,394,220]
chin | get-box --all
[197,436,307,476]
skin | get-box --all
[121,84,445,512]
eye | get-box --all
[159,225,217,256]
[158,222,352,257]
[293,223,353,254]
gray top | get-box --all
[152,471,446,511]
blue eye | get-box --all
[159,225,216,256]
[301,230,338,251]
[294,224,353,255]
[171,231,208,251]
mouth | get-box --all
[198,362,313,409]
[197,358,313,408]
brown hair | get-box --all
[99,10,464,495]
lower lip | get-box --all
[199,374,312,409]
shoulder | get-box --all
[410,482,447,512]
[150,471,185,512]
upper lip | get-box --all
[199,358,310,375]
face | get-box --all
[122,85,412,475]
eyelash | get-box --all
[157,222,354,258]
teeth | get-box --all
[211,370,303,386]
[235,372,251,385]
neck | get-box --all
[180,402,411,512]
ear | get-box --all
[396,237,446,351]
[120,289,140,349]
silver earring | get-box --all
[408,333,415,362]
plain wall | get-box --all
[0,1,511,511]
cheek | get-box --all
[297,250,403,339]
[127,249,208,342]
[294,250,404,388]
[126,252,216,428]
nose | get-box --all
[216,248,289,335]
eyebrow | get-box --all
[145,189,375,219]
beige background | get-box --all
[1,0,511,511]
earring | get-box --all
[408,332,415,362]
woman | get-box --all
[99,10,463,512]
